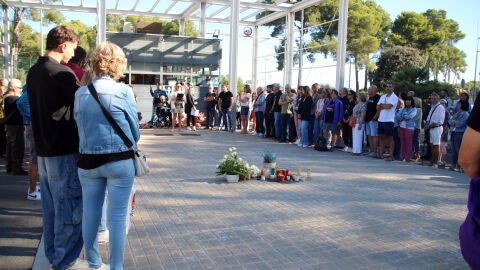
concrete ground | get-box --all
[4,128,470,269]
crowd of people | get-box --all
[1,26,137,269]
[190,81,473,172]
[0,24,479,270]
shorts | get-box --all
[25,125,37,163]
[429,126,443,145]
[240,106,250,116]
[323,122,339,132]
[378,121,394,136]
[365,121,378,136]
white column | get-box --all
[229,0,239,129]
[297,9,304,86]
[200,2,206,38]
[40,10,44,55]
[335,0,348,90]
[251,26,258,90]
[2,5,10,79]
[96,0,107,44]
[179,19,185,36]
[285,12,294,86]
[229,0,239,93]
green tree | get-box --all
[106,14,125,32]
[391,65,429,94]
[64,20,96,53]
[373,46,423,88]
[388,9,466,83]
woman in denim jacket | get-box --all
[396,96,417,162]
[449,99,470,171]
[74,42,139,270]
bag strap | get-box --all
[87,84,134,149]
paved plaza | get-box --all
[29,128,470,269]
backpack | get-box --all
[314,135,328,151]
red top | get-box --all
[63,63,85,82]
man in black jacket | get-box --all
[3,79,26,175]
[26,26,86,270]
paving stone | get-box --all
[95,129,471,269]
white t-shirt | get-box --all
[377,93,398,123]
[240,93,251,107]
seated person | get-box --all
[155,96,172,125]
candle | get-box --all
[306,168,312,177]
[297,168,301,176]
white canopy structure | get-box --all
[1,0,348,91]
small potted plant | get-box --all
[260,150,276,171]
[216,147,249,182]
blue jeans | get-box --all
[451,131,464,166]
[38,154,83,270]
[280,114,292,142]
[255,111,265,135]
[313,117,323,143]
[205,107,215,127]
[79,159,135,270]
[308,118,314,144]
[274,112,281,138]
[221,109,233,131]
[300,120,310,147]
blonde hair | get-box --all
[91,42,127,79]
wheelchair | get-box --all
[153,106,172,128]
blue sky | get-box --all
[46,0,479,87]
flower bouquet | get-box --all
[216,147,250,180]
[260,150,277,171]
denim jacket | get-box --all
[74,76,140,154]
[396,107,416,129]
[448,111,469,133]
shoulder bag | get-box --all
[87,84,149,177]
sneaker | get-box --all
[192,126,197,131]
[454,167,460,172]
[66,259,89,270]
[97,230,109,243]
[252,132,258,136]
[295,139,300,145]
[90,264,110,270]
[302,144,309,148]
[27,190,41,201]
[343,146,349,152]
[186,126,192,131]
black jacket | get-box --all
[27,56,80,156]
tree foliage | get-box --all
[122,16,199,36]
[387,9,466,83]
[373,46,423,88]
[64,20,96,53]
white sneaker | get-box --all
[89,263,110,270]
[66,259,89,270]
[97,230,109,243]
[192,126,197,131]
[27,189,41,201]
[186,126,192,131]
[343,146,349,152]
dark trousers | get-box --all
[342,123,353,148]
[255,111,265,134]
[451,131,464,166]
[0,124,6,156]
[393,126,401,159]
[308,118,314,144]
[289,115,297,141]
[186,112,196,127]
[412,128,420,154]
[5,125,25,173]
[265,112,275,137]
[205,107,215,127]
[280,114,292,142]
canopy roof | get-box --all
[0,0,322,26]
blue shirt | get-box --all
[16,85,31,125]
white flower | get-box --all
[238,158,243,162]
[224,155,228,159]
[231,147,237,151]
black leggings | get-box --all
[187,113,196,127]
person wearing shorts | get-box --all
[425,93,445,167]
[376,82,398,160]
[365,85,380,155]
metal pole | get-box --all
[298,9,304,87]
[252,25,258,90]
[40,9,44,55]
[229,0,240,129]
[285,12,294,86]
[335,0,348,90]
[2,5,10,79]
[96,0,106,44]
[200,2,206,38]
[179,19,185,36]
